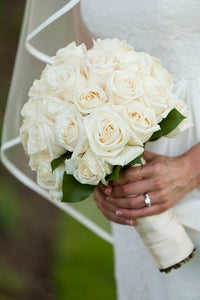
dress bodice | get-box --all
[80,0,200,81]
[80,0,200,231]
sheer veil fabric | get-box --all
[0,0,113,244]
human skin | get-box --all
[93,143,200,226]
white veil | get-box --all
[0,0,113,244]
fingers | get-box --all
[115,204,166,219]
[99,182,112,195]
[106,194,146,209]
[111,178,161,197]
[93,184,136,226]
[94,183,171,222]
[96,199,136,226]
[143,150,159,162]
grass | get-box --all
[51,213,116,300]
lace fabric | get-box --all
[81,0,200,81]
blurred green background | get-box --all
[0,1,116,299]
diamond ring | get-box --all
[144,193,151,207]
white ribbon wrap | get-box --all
[135,209,194,269]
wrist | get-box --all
[180,147,200,191]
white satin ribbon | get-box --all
[25,0,81,64]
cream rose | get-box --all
[65,150,112,185]
[84,49,117,88]
[119,51,153,76]
[36,155,64,190]
[42,95,71,123]
[74,82,107,114]
[28,77,51,98]
[55,106,88,157]
[49,190,63,201]
[106,70,144,105]
[21,97,41,119]
[151,58,174,89]
[23,117,65,158]
[142,76,175,121]
[123,102,160,145]
[43,63,86,101]
[166,97,194,138]
[54,42,87,64]
[83,105,143,165]
[84,105,130,157]
[93,38,133,57]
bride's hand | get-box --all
[93,150,197,225]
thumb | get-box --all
[143,150,159,162]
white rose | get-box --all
[28,77,50,98]
[55,106,88,157]
[54,42,87,65]
[49,190,63,201]
[19,121,30,155]
[43,63,86,101]
[123,102,160,145]
[166,97,193,138]
[36,155,64,190]
[65,150,112,185]
[42,95,71,123]
[21,97,41,119]
[119,51,153,76]
[23,117,65,158]
[93,38,133,56]
[28,151,52,171]
[84,105,143,165]
[106,70,144,105]
[74,82,107,114]
[26,123,47,155]
[151,58,174,89]
[84,105,130,157]
[84,49,117,89]
[142,76,175,121]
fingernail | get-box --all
[125,219,135,226]
[116,210,123,216]
[105,188,110,195]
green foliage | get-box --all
[105,165,122,185]
[150,108,185,141]
[105,153,143,185]
[0,176,21,236]
[0,260,27,297]
[62,173,95,203]
[51,214,116,300]
[51,152,72,172]
[124,153,143,168]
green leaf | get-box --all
[149,108,186,141]
[105,165,122,185]
[51,152,72,172]
[104,152,145,185]
[125,154,143,168]
[62,172,95,203]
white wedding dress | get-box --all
[80,1,200,299]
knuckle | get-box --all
[121,184,129,195]
[153,178,165,190]
[130,198,137,208]
[151,161,165,174]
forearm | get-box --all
[181,142,200,192]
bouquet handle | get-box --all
[135,209,195,273]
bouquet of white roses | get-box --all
[20,38,195,272]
